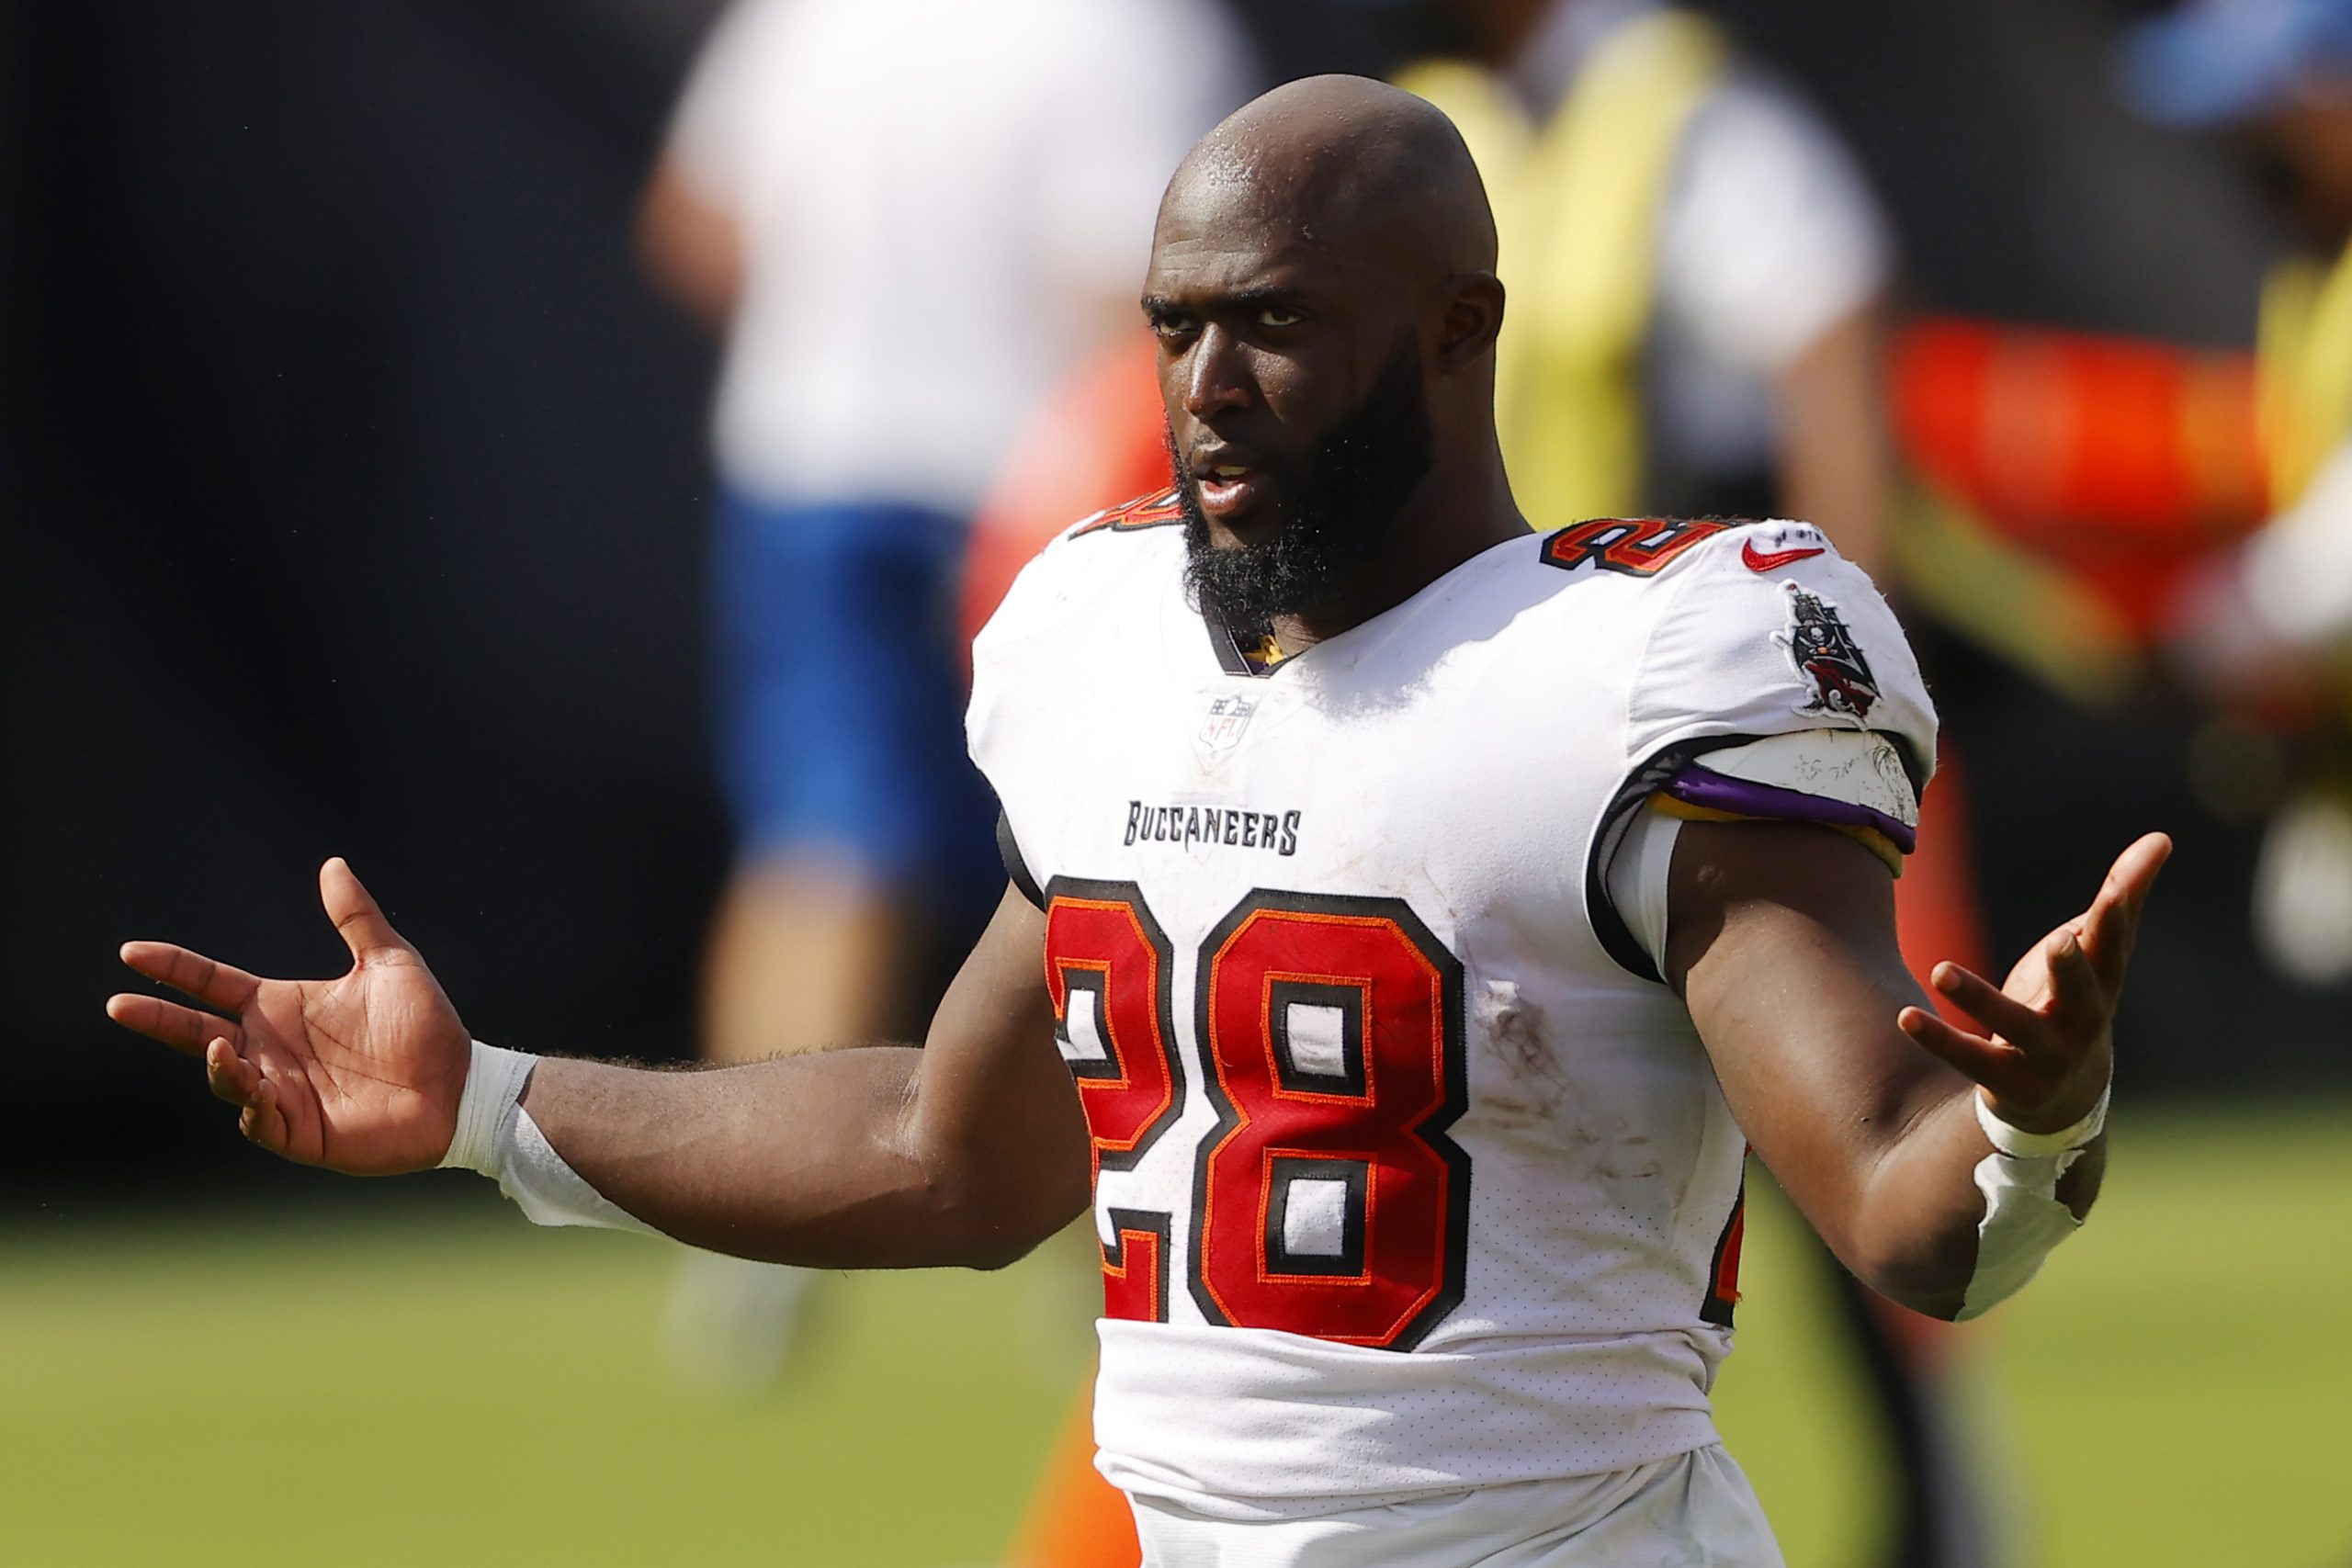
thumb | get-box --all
[320,857,413,964]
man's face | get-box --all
[1168,337,1433,636]
[1143,184,1437,632]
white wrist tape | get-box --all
[499,1106,659,1235]
[438,1040,656,1236]
[1956,1084,2109,1321]
[1974,1083,2109,1159]
[439,1040,536,1175]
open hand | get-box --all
[1897,832,2171,1135]
[106,858,471,1172]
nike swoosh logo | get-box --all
[1742,540,1826,572]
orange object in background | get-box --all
[1891,317,2267,639]
[961,338,1173,655]
[1894,745,1994,1011]
[1000,1381,1141,1568]
[1877,741,1993,1372]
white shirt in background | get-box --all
[669,0,1252,515]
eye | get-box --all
[1151,313,1197,344]
[1257,305,1303,329]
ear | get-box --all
[1433,272,1505,373]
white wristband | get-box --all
[438,1040,538,1175]
[1955,1078,2110,1320]
[1974,1082,2109,1159]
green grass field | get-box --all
[4,1105,2346,1566]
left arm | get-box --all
[1665,818,2168,1318]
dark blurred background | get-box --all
[4,0,2339,1202]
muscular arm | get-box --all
[523,886,1089,1269]
[108,866,1091,1274]
[1664,820,2158,1318]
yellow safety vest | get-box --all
[2259,234,2352,705]
[2259,233,2352,506]
[1396,9,1728,525]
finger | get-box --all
[1898,1004,2030,1092]
[319,857,413,964]
[240,1077,290,1154]
[204,1037,263,1107]
[2079,832,2173,991]
[106,993,236,1057]
[117,942,262,1012]
[2041,928,2106,1035]
[1928,962,2057,1057]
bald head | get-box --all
[1161,75,1498,277]
[1142,77,1515,639]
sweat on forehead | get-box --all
[1159,75,1497,269]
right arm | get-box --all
[108,863,1091,1271]
[518,884,1089,1269]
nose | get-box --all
[1181,323,1253,421]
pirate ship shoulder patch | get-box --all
[1775,582,1880,724]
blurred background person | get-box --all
[1386,0,1895,572]
[2125,0,2352,986]
[634,0,1252,1393]
[1380,0,2004,1122]
[1390,8,2008,1567]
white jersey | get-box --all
[664,0,1249,513]
[966,495,1937,1520]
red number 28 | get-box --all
[1045,882,1468,1352]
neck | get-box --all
[1271,445,1524,653]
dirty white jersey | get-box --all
[966,493,1938,1521]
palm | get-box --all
[1898,832,2169,1134]
[1980,927,2110,1110]
[107,859,470,1174]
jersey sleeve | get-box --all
[1623,520,1936,784]
[1589,520,1939,979]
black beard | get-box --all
[1175,336,1436,643]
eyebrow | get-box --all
[1140,286,1303,319]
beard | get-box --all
[1175,334,1437,642]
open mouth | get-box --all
[1192,455,1273,522]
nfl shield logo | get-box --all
[1197,693,1259,754]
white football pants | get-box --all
[1128,1444,1783,1567]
